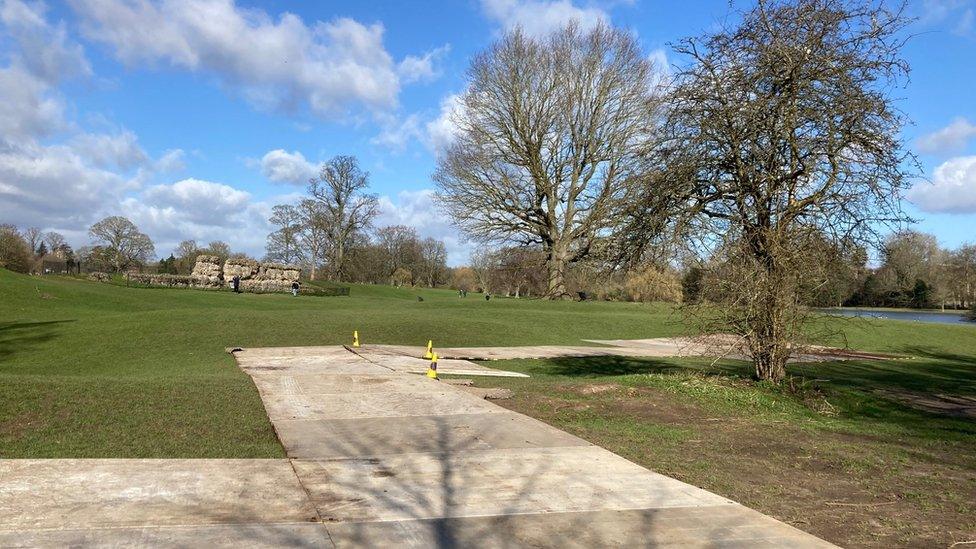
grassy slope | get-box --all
[0,269,678,457]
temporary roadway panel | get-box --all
[233,345,835,547]
[0,345,837,547]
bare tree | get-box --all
[494,246,546,297]
[417,237,448,287]
[376,225,421,285]
[435,23,658,299]
[43,231,66,253]
[173,240,200,274]
[470,248,499,294]
[203,241,231,263]
[641,0,915,381]
[23,227,42,255]
[309,155,379,281]
[88,216,156,272]
[265,204,304,265]
[296,199,328,280]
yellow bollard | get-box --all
[352,330,361,348]
[423,339,434,359]
[426,352,439,380]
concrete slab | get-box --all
[324,506,833,548]
[249,372,441,396]
[351,349,529,377]
[273,412,591,459]
[0,524,334,548]
[259,388,506,421]
[0,459,317,530]
[293,446,733,523]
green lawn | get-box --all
[0,268,680,457]
[2,267,975,546]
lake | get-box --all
[819,308,974,326]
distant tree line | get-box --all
[0,225,77,274]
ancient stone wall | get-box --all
[91,255,302,293]
[127,273,194,287]
[190,255,223,287]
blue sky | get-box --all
[1,0,974,265]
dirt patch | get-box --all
[578,383,620,395]
[0,410,43,438]
[461,387,514,400]
[876,389,976,418]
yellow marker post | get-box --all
[423,340,434,359]
[352,330,361,348]
[426,352,439,380]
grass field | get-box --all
[2,268,974,547]
[0,268,682,457]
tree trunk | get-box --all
[545,247,571,300]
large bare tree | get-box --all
[309,155,379,281]
[296,199,329,280]
[88,216,155,272]
[265,204,304,265]
[435,23,658,299]
[641,0,915,381]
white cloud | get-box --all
[122,188,274,258]
[0,0,92,142]
[0,66,66,141]
[647,48,672,93]
[372,92,466,154]
[155,149,186,173]
[0,142,132,228]
[397,44,450,84]
[425,93,465,155]
[915,118,976,155]
[69,130,149,170]
[0,0,263,258]
[375,188,471,265]
[260,149,317,184]
[70,0,436,119]
[143,178,251,222]
[480,0,608,36]
[371,113,424,151]
[0,0,92,84]
[920,0,975,35]
[908,155,976,213]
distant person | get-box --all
[458,289,463,298]
[232,275,241,293]
[462,289,467,298]
[291,280,300,297]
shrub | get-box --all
[622,268,683,303]
[0,226,32,273]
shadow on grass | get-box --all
[541,355,750,378]
[0,320,75,363]
[538,354,976,442]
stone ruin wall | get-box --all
[125,255,301,293]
